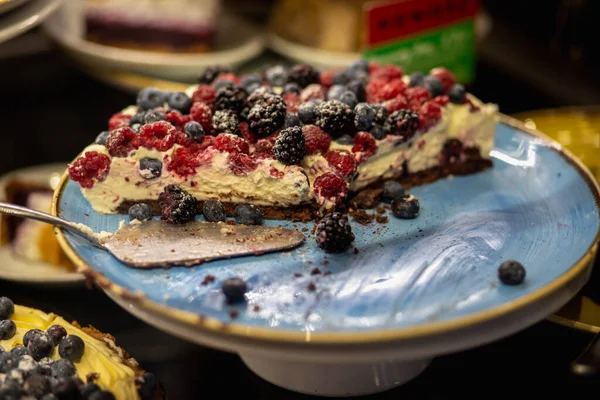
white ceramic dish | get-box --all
[0,163,84,285]
[0,0,62,44]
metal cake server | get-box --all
[0,202,306,268]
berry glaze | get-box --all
[68,61,499,218]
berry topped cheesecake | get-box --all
[67,61,498,222]
[0,297,164,400]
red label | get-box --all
[365,0,480,47]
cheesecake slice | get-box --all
[67,61,498,222]
[0,297,164,400]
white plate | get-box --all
[41,11,266,82]
[0,163,84,285]
[0,0,62,44]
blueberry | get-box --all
[94,131,110,146]
[221,277,247,303]
[233,204,263,225]
[46,325,68,347]
[10,346,28,357]
[41,394,59,400]
[297,101,318,124]
[24,374,52,398]
[391,194,420,219]
[128,203,153,222]
[89,391,116,400]
[53,377,81,400]
[423,76,444,97]
[138,372,158,400]
[136,88,166,110]
[202,200,226,223]
[335,134,354,145]
[58,335,85,362]
[331,70,350,86]
[28,333,54,361]
[0,352,17,372]
[0,297,14,319]
[498,261,526,285]
[184,121,205,142]
[0,345,4,353]
[326,84,345,101]
[381,181,405,203]
[80,382,101,398]
[283,82,301,94]
[346,79,367,102]
[129,111,145,127]
[283,112,301,129]
[368,124,386,140]
[23,329,44,347]
[244,82,262,96]
[50,359,76,379]
[0,382,21,399]
[339,91,358,109]
[354,102,374,131]
[241,73,262,91]
[409,71,425,87]
[448,84,466,104]
[264,65,288,86]
[0,320,16,340]
[348,59,369,74]
[139,158,162,180]
[143,110,166,125]
[167,92,192,114]
[213,79,236,92]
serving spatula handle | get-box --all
[571,331,600,376]
[0,201,102,247]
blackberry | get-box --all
[263,65,288,87]
[0,297,14,319]
[314,100,355,138]
[158,185,197,224]
[94,131,110,146]
[247,86,275,107]
[368,125,386,140]
[371,104,388,125]
[221,277,247,303]
[128,203,153,222]
[286,64,320,88]
[498,261,526,285]
[202,200,226,223]
[233,204,263,225]
[284,113,301,128]
[212,110,239,135]
[297,100,319,124]
[346,79,366,102]
[214,85,248,115]
[198,65,231,84]
[354,103,374,131]
[273,126,306,165]
[391,194,420,219]
[247,95,287,137]
[441,138,464,164]
[423,76,444,97]
[339,91,358,109]
[315,212,355,253]
[383,109,420,139]
[448,84,466,104]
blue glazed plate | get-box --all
[53,116,600,344]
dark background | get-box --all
[3,1,600,397]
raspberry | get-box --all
[320,68,339,88]
[429,67,456,93]
[191,84,216,105]
[302,125,332,155]
[165,110,191,127]
[174,130,195,148]
[287,64,320,88]
[419,102,442,130]
[314,100,354,138]
[139,121,177,151]
[313,172,348,208]
[433,95,449,107]
[214,72,240,85]
[405,87,431,110]
[106,127,139,157]
[315,212,355,253]
[383,109,420,139]
[382,96,408,113]
[378,79,407,101]
[253,139,274,159]
[324,150,357,178]
[198,65,231,84]
[108,113,131,130]
[158,185,197,224]
[214,85,248,115]
[190,102,213,132]
[282,92,300,113]
[239,121,257,144]
[211,109,239,135]
[270,167,285,178]
[299,84,326,103]
[167,147,201,177]
[247,95,287,137]
[229,153,258,176]
[351,132,377,159]
[68,151,111,189]
[214,133,250,154]
[273,126,306,165]
[371,65,403,82]
[366,79,387,103]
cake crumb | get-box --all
[376,207,385,214]
[353,247,359,254]
[229,310,239,319]
[310,267,321,275]
[200,275,215,285]
[253,305,261,312]
[311,224,318,234]
[307,282,316,292]
[350,209,375,225]
[301,227,309,232]
[323,271,332,276]
[86,373,100,383]
[375,214,388,223]
[294,272,303,278]
[321,260,329,266]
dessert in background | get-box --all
[83,0,221,53]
